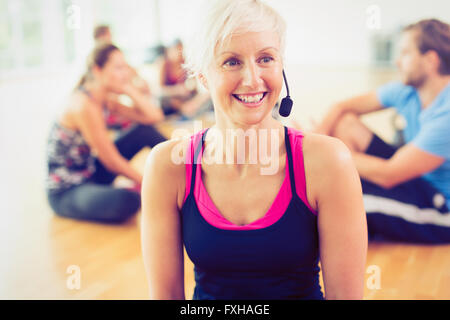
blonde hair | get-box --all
[184,0,286,78]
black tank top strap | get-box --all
[283,126,297,195]
[190,127,293,196]
[190,128,210,195]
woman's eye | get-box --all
[260,56,274,63]
[224,58,240,67]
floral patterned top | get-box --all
[46,86,136,194]
[46,121,97,194]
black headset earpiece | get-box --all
[279,69,293,117]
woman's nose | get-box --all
[241,63,262,89]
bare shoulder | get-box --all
[143,136,191,209]
[302,132,353,172]
[59,92,93,128]
[69,93,103,124]
[145,137,190,174]
[301,133,357,209]
[67,91,93,114]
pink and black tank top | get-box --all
[181,126,324,300]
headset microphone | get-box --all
[278,70,293,117]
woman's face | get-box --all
[96,50,130,93]
[167,43,184,63]
[203,30,283,126]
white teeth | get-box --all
[236,93,264,103]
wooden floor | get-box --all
[4,191,450,299]
[2,120,449,300]
[1,66,449,300]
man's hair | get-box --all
[93,25,111,40]
[404,19,450,75]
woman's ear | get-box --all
[198,73,209,91]
[91,65,101,80]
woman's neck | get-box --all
[205,116,285,176]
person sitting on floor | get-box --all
[158,39,212,118]
[93,24,155,130]
[141,0,367,300]
[46,43,166,224]
[309,19,450,243]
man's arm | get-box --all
[352,143,445,188]
[315,91,384,136]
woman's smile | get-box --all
[202,30,283,124]
[232,91,268,108]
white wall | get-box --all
[1,0,450,213]
[158,0,450,67]
[275,0,450,66]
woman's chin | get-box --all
[232,108,272,126]
[106,85,125,95]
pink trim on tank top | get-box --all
[183,127,317,230]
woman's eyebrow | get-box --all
[218,51,241,57]
[218,46,279,57]
[258,46,279,53]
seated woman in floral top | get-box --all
[46,43,166,223]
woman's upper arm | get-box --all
[307,135,367,299]
[72,101,123,164]
[141,140,185,299]
[159,60,168,86]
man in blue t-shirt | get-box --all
[313,19,450,243]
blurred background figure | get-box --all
[158,39,212,118]
[93,24,112,44]
[92,24,156,131]
[303,19,450,243]
[46,43,166,224]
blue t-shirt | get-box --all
[377,81,450,209]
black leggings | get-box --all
[47,124,167,224]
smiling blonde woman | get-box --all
[141,0,367,300]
